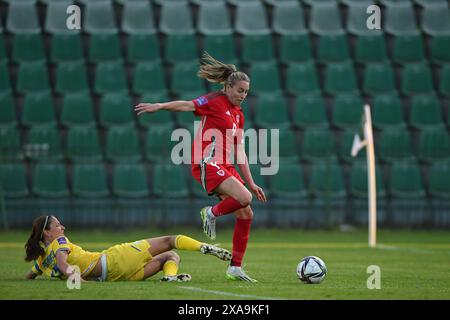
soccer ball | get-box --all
[296,256,327,284]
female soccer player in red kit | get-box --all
[135,53,267,282]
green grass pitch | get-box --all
[1,228,449,300]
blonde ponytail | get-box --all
[197,52,249,87]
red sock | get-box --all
[230,218,252,267]
[211,197,245,217]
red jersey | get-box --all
[191,91,245,167]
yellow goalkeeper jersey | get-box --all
[31,236,102,279]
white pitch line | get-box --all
[376,244,450,255]
[178,286,281,300]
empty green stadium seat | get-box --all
[113,163,149,198]
[279,34,313,64]
[165,34,198,63]
[88,34,122,62]
[6,2,40,34]
[145,126,177,163]
[439,64,450,97]
[401,63,435,96]
[0,62,11,95]
[421,3,450,36]
[152,164,189,198]
[317,34,350,63]
[417,128,450,163]
[171,62,205,97]
[301,128,336,162]
[293,95,328,128]
[0,93,17,128]
[0,126,23,161]
[106,126,142,163]
[235,2,270,35]
[60,94,95,128]
[324,62,358,96]
[377,128,414,163]
[228,0,259,5]
[55,62,89,95]
[384,2,420,36]
[363,63,397,96]
[392,34,425,64]
[349,161,385,199]
[269,163,308,199]
[191,0,225,4]
[127,34,160,63]
[272,2,306,35]
[430,36,450,65]
[310,2,345,36]
[415,0,448,7]
[203,35,238,65]
[253,94,290,129]
[241,35,275,64]
[25,127,62,161]
[354,35,388,63]
[21,93,56,128]
[0,34,6,63]
[249,62,282,96]
[266,129,299,163]
[409,95,445,130]
[176,110,197,129]
[372,94,406,129]
[309,162,346,199]
[94,62,128,95]
[84,1,118,34]
[303,0,336,4]
[153,0,190,5]
[388,161,425,198]
[72,163,109,198]
[99,93,134,128]
[331,94,364,130]
[197,2,232,35]
[12,34,45,63]
[159,2,195,35]
[132,62,167,96]
[16,62,51,95]
[428,161,450,199]
[286,62,320,96]
[50,34,84,63]
[32,163,69,198]
[121,1,156,35]
[380,0,419,4]
[0,163,28,198]
[66,127,102,162]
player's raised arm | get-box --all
[134,100,195,115]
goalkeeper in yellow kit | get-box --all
[24,215,231,282]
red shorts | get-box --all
[191,162,245,196]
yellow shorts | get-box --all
[102,240,152,281]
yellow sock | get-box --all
[175,235,202,251]
[162,260,178,277]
